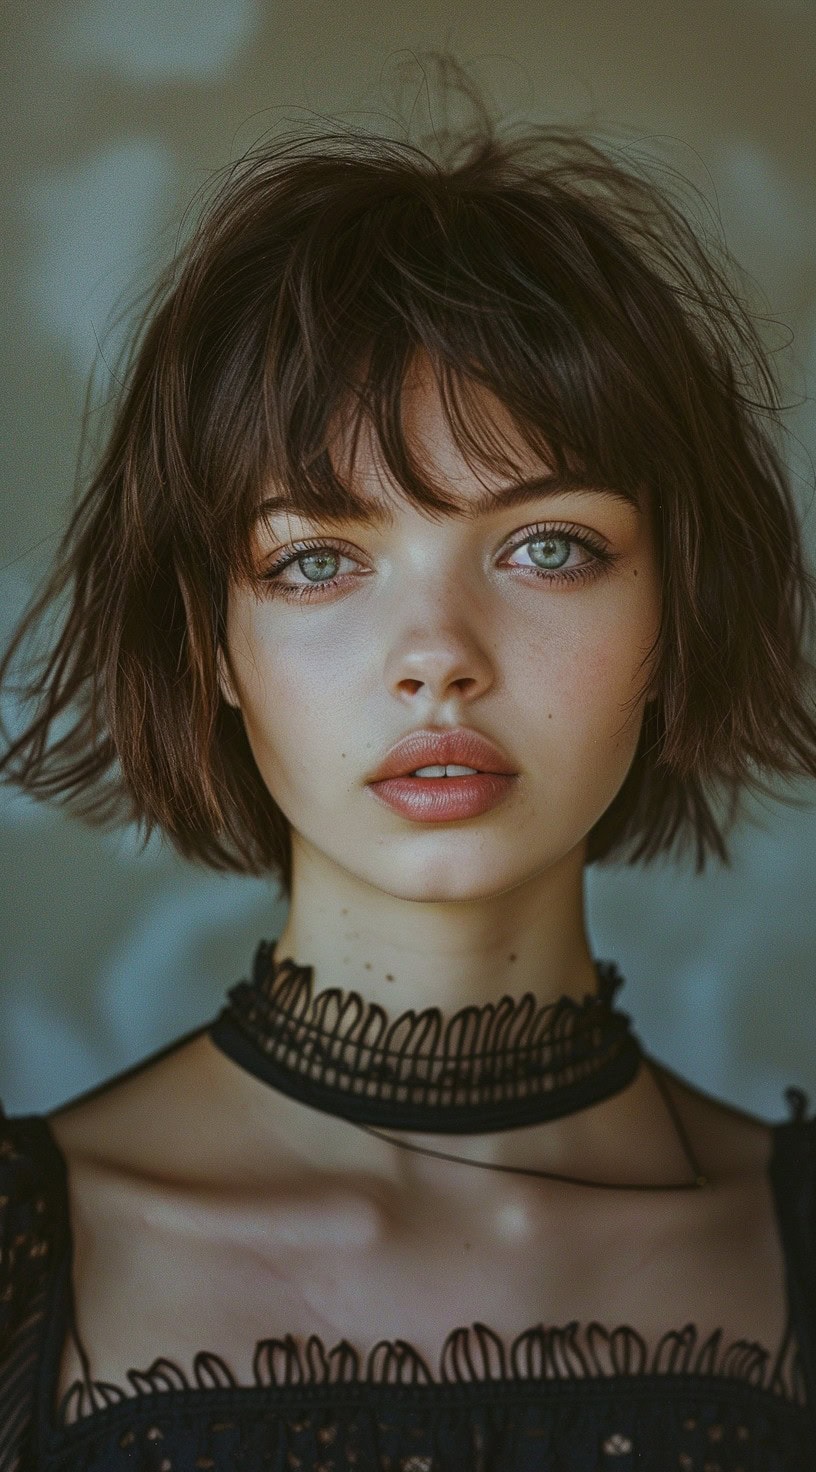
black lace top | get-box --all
[2,948,816,1471]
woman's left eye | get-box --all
[508,530,610,579]
[259,525,618,603]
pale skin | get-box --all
[47,354,787,1412]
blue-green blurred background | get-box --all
[2,3,815,1119]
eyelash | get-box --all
[259,522,618,603]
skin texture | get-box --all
[218,352,661,1030]
[46,354,787,1413]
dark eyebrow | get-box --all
[253,474,641,526]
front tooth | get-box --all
[411,764,479,777]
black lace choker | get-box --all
[207,940,644,1134]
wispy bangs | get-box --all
[2,66,815,888]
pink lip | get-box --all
[367,772,517,822]
[366,726,517,783]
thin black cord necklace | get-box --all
[351,1058,708,1191]
[207,942,709,1193]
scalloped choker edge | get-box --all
[206,940,644,1134]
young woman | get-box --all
[2,74,815,1472]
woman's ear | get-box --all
[217,645,240,709]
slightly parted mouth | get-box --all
[367,727,518,783]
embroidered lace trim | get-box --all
[58,1313,806,1426]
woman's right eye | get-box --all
[260,541,360,602]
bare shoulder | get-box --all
[46,1029,290,1189]
[650,1056,778,1180]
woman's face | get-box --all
[218,358,662,902]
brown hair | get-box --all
[3,60,816,900]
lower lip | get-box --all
[366,773,517,821]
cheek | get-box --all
[229,612,357,779]
[517,592,656,750]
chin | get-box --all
[354,851,548,905]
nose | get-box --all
[383,615,496,708]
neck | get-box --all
[273,832,600,1017]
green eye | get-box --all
[524,535,568,568]
[297,553,338,579]
[261,523,617,602]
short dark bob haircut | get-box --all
[3,66,816,901]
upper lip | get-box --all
[367,727,518,782]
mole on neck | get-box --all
[273,829,602,1020]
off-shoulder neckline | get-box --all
[7,1098,808,1451]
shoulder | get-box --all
[645,1060,816,1233]
[46,1028,292,1191]
[651,1060,798,1178]
[661,1067,816,1236]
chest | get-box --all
[55,1160,789,1414]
